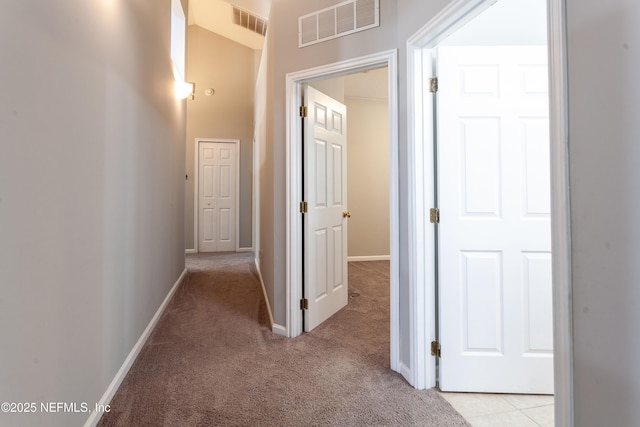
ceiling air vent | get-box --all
[232,5,267,36]
[299,0,379,48]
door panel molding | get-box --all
[193,138,240,253]
[285,50,399,372]
[407,0,572,424]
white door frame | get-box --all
[193,138,241,253]
[406,0,572,424]
[285,50,400,371]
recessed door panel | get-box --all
[333,225,344,290]
[461,118,501,217]
[315,229,328,299]
[332,144,343,207]
[219,165,231,199]
[315,139,327,207]
[461,251,503,354]
[522,119,551,217]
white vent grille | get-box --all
[233,5,267,36]
[298,0,379,48]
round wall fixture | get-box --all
[205,88,215,96]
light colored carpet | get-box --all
[97,252,469,426]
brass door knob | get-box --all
[343,211,351,218]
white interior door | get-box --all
[198,141,237,252]
[437,46,553,393]
[303,86,348,332]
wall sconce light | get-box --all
[175,81,195,100]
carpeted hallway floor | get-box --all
[97,252,469,426]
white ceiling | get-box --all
[188,0,271,50]
[441,0,547,46]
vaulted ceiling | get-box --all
[188,0,271,50]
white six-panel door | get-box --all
[437,46,553,393]
[198,141,237,252]
[304,86,349,331]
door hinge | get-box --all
[300,201,308,213]
[300,298,309,310]
[431,340,441,357]
[300,105,308,117]
[429,77,438,93]
[429,208,440,224]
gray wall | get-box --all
[566,0,640,424]
[185,25,255,250]
[0,1,186,426]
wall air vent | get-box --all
[232,5,267,36]
[299,0,379,48]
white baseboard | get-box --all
[237,247,253,253]
[348,255,390,262]
[254,258,276,331]
[185,249,196,254]
[84,268,187,427]
[272,324,288,337]
[399,362,412,386]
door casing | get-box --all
[407,0,572,425]
[193,138,241,253]
[285,50,400,371]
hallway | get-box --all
[97,253,468,426]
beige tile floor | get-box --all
[439,392,554,427]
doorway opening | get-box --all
[407,0,571,423]
[285,49,400,371]
[303,67,391,332]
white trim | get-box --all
[272,324,288,337]
[347,255,390,262]
[399,362,412,383]
[193,138,241,253]
[185,249,196,254]
[548,0,574,425]
[406,0,495,48]
[84,268,187,427]
[404,39,434,389]
[406,1,573,424]
[254,258,276,331]
[286,49,400,374]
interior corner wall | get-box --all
[254,32,274,319]
[263,26,280,326]
[566,0,640,425]
[185,25,255,251]
[0,1,186,426]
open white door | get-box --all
[437,46,553,393]
[303,86,348,332]
[198,141,237,252]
